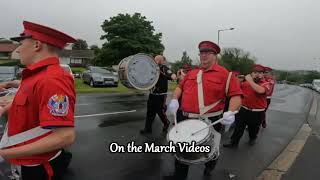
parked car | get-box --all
[103,67,118,76]
[60,64,74,79]
[0,66,18,82]
[82,66,118,87]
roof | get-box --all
[59,49,94,59]
[0,43,19,52]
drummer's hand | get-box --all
[168,99,179,114]
[221,111,237,125]
[245,74,253,82]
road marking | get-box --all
[257,124,312,180]
[75,110,137,118]
[76,103,92,106]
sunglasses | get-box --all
[198,52,215,56]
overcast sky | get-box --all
[1,0,320,70]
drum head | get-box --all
[167,119,210,144]
[126,54,159,90]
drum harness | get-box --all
[188,70,233,136]
[170,70,233,160]
[149,65,174,96]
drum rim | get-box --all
[174,136,218,165]
[120,53,160,91]
[175,150,218,165]
[167,119,213,145]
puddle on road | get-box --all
[98,113,144,127]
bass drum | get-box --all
[118,53,160,90]
[167,119,221,165]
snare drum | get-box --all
[167,119,221,165]
[118,53,160,90]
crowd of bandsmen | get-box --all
[175,61,276,148]
[0,26,276,180]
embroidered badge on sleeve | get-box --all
[47,94,69,116]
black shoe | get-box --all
[140,129,152,135]
[223,142,238,148]
[248,139,256,146]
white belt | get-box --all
[242,106,265,112]
[23,150,62,167]
[183,110,224,118]
[196,70,232,116]
[0,125,52,149]
[267,96,272,99]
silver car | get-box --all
[82,66,119,87]
[0,66,18,82]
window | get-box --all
[71,58,82,64]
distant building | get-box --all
[0,39,95,67]
[59,50,94,67]
[0,40,19,60]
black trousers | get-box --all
[176,98,184,123]
[144,94,169,131]
[262,98,272,124]
[231,108,264,144]
[21,150,72,180]
[174,115,222,180]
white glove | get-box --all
[168,99,179,114]
[221,111,238,125]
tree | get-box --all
[219,48,256,75]
[274,70,288,81]
[90,45,101,66]
[171,51,193,73]
[301,71,320,83]
[72,39,88,50]
[97,13,165,66]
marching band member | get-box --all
[262,66,276,128]
[224,64,270,148]
[140,55,177,135]
[167,40,242,179]
[0,21,76,180]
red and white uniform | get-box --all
[241,80,271,109]
[179,64,242,114]
[6,57,75,169]
[265,75,276,99]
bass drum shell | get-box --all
[167,119,219,165]
[118,53,160,91]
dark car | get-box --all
[82,66,119,87]
[0,66,18,82]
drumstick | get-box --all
[190,118,223,136]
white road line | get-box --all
[75,110,137,118]
[76,103,92,106]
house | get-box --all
[0,38,95,67]
[59,49,94,67]
[0,40,19,60]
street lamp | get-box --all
[218,28,235,45]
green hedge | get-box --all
[71,67,87,73]
[0,60,23,67]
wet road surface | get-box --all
[0,84,314,180]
